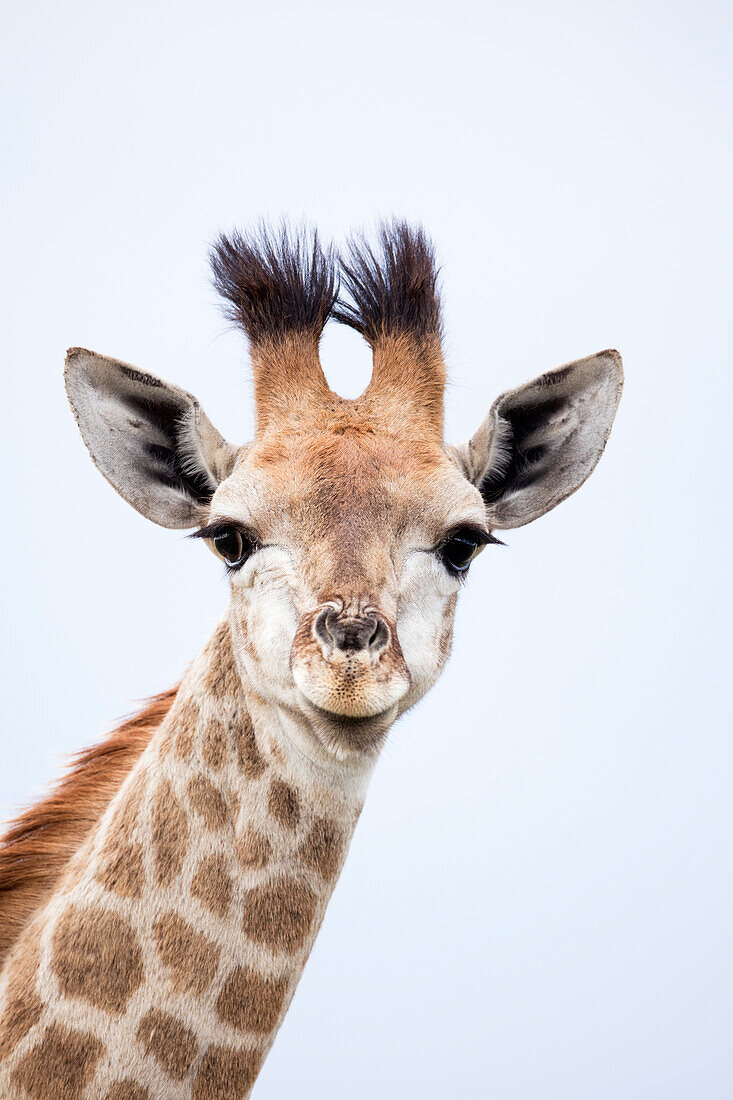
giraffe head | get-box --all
[65,223,622,755]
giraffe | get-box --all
[0,222,623,1099]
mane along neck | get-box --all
[0,689,177,969]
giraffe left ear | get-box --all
[65,348,240,529]
[451,350,623,529]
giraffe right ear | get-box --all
[449,350,623,529]
[64,348,240,529]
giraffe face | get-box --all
[206,417,490,750]
[64,226,622,755]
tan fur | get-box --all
[150,776,190,886]
[0,689,176,968]
[365,331,446,438]
[236,827,272,869]
[251,333,333,437]
[186,775,229,830]
[235,716,267,779]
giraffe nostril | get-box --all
[367,616,390,652]
[313,607,338,648]
[312,608,390,656]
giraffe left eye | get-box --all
[439,528,490,575]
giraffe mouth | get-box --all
[307,701,395,726]
[301,699,399,752]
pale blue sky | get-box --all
[2,1,731,1096]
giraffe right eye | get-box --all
[213,528,253,569]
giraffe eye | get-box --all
[213,528,252,569]
[441,534,480,573]
[438,526,497,576]
[190,520,259,569]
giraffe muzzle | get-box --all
[291,604,411,720]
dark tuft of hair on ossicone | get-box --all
[210,222,338,345]
[333,221,442,345]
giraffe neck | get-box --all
[0,617,378,1099]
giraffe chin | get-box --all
[300,698,400,755]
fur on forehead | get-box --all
[218,424,484,551]
[210,220,447,441]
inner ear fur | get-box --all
[65,348,239,529]
[453,350,623,529]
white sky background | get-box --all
[1,0,731,1096]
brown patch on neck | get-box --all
[240,877,317,952]
[153,913,220,995]
[0,924,43,1059]
[103,1084,151,1100]
[0,687,177,969]
[299,817,344,882]
[193,1044,261,1100]
[51,905,144,1012]
[216,966,289,1034]
[10,1022,103,1099]
[136,1009,198,1081]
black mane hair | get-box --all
[333,220,442,344]
[210,222,338,344]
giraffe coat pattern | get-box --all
[0,221,622,1097]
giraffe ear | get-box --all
[451,350,623,529]
[64,348,240,529]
